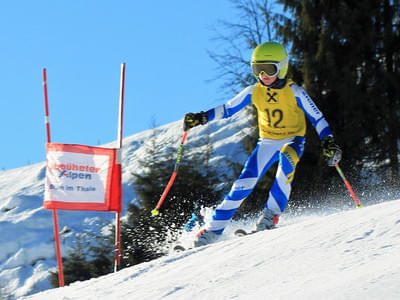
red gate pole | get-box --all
[51,207,64,287]
[43,68,64,287]
[114,63,126,272]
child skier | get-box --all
[183,42,342,247]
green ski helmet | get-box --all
[251,42,289,79]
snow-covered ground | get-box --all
[22,199,400,300]
[0,110,251,299]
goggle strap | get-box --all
[278,56,289,69]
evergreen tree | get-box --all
[87,233,114,276]
[277,0,400,198]
[50,236,92,287]
[50,232,114,287]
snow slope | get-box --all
[23,199,400,300]
[0,110,251,299]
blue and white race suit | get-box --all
[202,80,332,234]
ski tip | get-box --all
[173,245,186,252]
[234,229,248,237]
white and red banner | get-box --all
[44,143,121,212]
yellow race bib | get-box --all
[251,81,306,139]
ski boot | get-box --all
[253,208,279,232]
[193,228,219,247]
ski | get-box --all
[234,226,277,237]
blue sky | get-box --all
[0,0,242,170]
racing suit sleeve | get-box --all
[290,83,332,139]
[205,85,255,122]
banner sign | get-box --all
[44,143,121,212]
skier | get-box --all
[183,42,342,247]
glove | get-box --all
[183,111,208,131]
[322,136,342,166]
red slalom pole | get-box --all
[51,208,64,286]
[334,163,362,208]
[151,130,189,216]
[43,68,64,286]
[114,63,125,272]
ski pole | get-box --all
[334,163,362,208]
[151,130,189,216]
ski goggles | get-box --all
[251,62,280,77]
[251,57,288,77]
